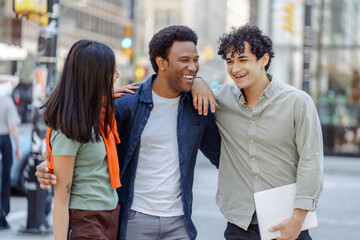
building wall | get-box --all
[256,0,360,156]
[133,0,227,84]
[0,0,23,74]
[1,0,133,83]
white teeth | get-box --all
[183,75,193,79]
[235,73,247,78]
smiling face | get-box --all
[225,42,269,91]
[158,41,199,97]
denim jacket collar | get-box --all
[140,74,190,104]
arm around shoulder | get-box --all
[199,112,221,168]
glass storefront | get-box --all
[313,0,360,156]
[268,0,360,156]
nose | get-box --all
[231,61,242,75]
[187,61,198,72]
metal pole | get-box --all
[19,0,59,234]
[302,1,312,94]
[315,0,325,109]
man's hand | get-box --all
[191,77,218,116]
[114,83,139,98]
[270,209,308,240]
[15,147,22,160]
[35,151,57,189]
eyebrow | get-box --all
[238,55,249,59]
[226,54,249,61]
[177,55,199,59]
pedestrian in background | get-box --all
[0,75,22,230]
[42,40,122,240]
[0,74,20,97]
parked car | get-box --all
[12,82,32,123]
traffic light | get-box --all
[281,2,294,33]
[122,23,133,57]
[134,66,146,80]
[13,0,48,26]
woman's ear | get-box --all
[156,56,167,71]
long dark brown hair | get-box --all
[42,40,115,143]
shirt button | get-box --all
[252,157,255,161]
[250,139,254,143]
[251,121,255,124]
[315,152,319,156]
[255,175,259,180]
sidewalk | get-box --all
[193,153,360,240]
[324,155,360,175]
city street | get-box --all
[0,151,359,239]
[192,153,360,240]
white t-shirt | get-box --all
[131,91,183,217]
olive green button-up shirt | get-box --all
[214,80,324,230]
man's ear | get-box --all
[261,53,269,68]
[156,56,167,71]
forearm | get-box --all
[52,155,75,239]
[291,208,307,225]
[9,124,20,150]
[53,176,72,240]
[0,74,19,88]
[53,200,70,240]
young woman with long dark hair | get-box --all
[42,40,127,239]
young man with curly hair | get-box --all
[193,25,323,240]
[36,25,221,240]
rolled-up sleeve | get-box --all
[294,96,324,211]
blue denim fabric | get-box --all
[115,75,221,240]
[0,135,12,222]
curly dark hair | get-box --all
[149,25,198,73]
[218,24,274,71]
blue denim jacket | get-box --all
[115,75,221,240]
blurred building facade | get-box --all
[0,0,24,74]
[251,0,360,156]
[132,0,229,84]
[311,0,360,156]
[2,0,359,156]
[0,0,133,83]
[133,0,360,156]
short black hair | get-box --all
[218,24,274,71]
[149,25,198,73]
[43,40,116,143]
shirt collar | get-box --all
[261,79,276,99]
[232,86,246,104]
[233,79,277,103]
[139,74,156,104]
[140,74,190,103]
